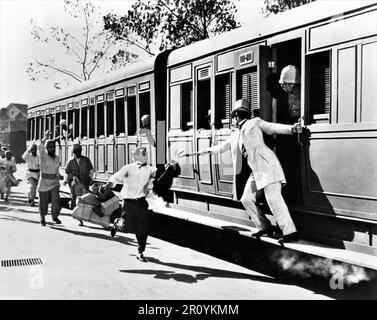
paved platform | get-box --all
[1,166,335,300]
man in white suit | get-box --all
[199,99,302,244]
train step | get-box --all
[152,205,377,273]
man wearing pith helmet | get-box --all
[279,65,301,122]
[199,98,303,244]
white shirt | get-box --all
[22,151,40,180]
[37,142,60,192]
[108,162,157,200]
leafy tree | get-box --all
[263,0,316,16]
[103,0,241,56]
[27,0,137,89]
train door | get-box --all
[95,94,106,181]
[270,38,304,205]
[60,105,68,167]
[114,88,127,172]
[87,98,96,179]
[126,85,138,166]
[213,71,233,197]
[66,103,75,166]
[212,45,272,198]
[104,92,116,179]
[138,81,154,166]
[79,100,89,161]
[168,66,197,192]
[195,63,217,195]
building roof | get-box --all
[7,103,28,116]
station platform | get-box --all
[150,203,377,276]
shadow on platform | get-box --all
[120,256,280,285]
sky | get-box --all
[0,0,266,108]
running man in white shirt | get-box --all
[22,144,40,206]
[106,147,157,262]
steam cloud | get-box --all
[273,250,373,286]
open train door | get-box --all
[270,38,304,206]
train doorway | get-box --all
[270,38,304,206]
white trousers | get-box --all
[240,175,297,235]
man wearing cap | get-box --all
[105,146,157,262]
[64,143,93,226]
[199,99,302,244]
[37,131,62,226]
[22,144,40,206]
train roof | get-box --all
[167,0,377,67]
[29,56,156,109]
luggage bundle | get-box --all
[71,183,120,228]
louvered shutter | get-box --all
[241,69,259,116]
[324,67,331,114]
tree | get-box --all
[263,0,316,16]
[103,0,241,56]
[26,0,137,90]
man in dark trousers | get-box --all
[106,147,157,262]
[64,143,93,226]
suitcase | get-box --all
[72,204,110,228]
[101,197,120,216]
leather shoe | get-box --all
[40,219,46,226]
[252,226,275,239]
[278,232,298,244]
[53,218,62,224]
[110,224,117,237]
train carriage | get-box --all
[165,1,377,254]
[26,1,377,256]
[27,52,170,180]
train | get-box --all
[27,1,377,256]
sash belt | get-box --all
[124,197,146,202]
[41,173,58,179]
[29,169,40,172]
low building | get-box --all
[0,103,28,162]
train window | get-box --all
[74,109,80,139]
[45,116,51,134]
[68,109,74,138]
[106,100,114,136]
[96,102,105,137]
[35,117,40,140]
[115,98,125,135]
[215,73,232,129]
[89,105,95,138]
[81,106,88,138]
[308,50,330,124]
[40,117,44,139]
[236,66,258,116]
[139,92,150,124]
[55,113,60,137]
[197,76,211,130]
[127,96,137,136]
[182,82,193,131]
[27,119,32,140]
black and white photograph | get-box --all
[0,0,376,308]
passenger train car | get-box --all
[27,1,377,255]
